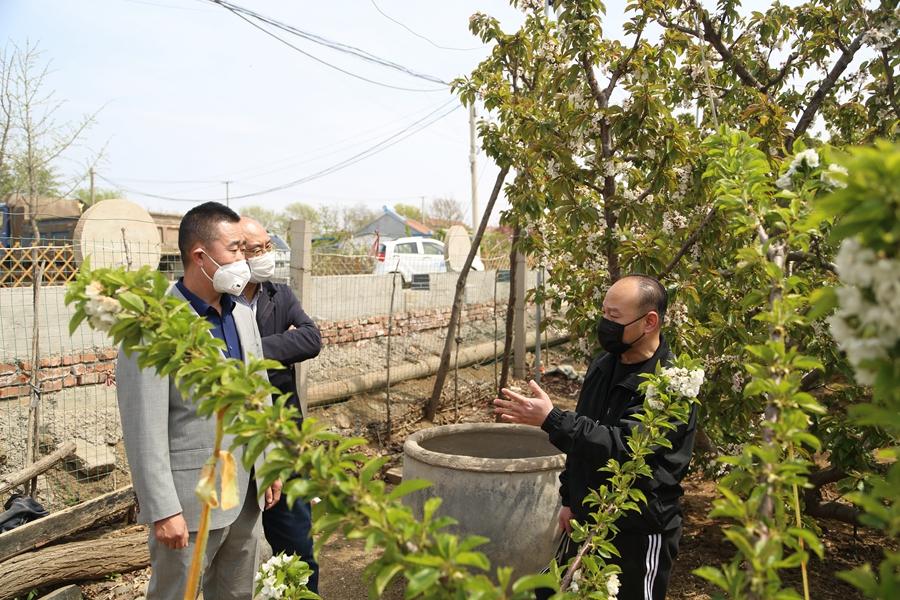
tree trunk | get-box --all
[498,224,521,395]
[425,165,510,421]
[0,525,149,600]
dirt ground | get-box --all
[57,357,897,599]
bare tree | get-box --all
[10,42,100,242]
[0,46,14,196]
[341,204,378,233]
[429,197,464,224]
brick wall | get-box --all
[318,301,507,345]
[0,349,117,399]
[0,301,510,400]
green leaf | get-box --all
[387,478,431,501]
[511,573,558,593]
[372,563,404,597]
[693,566,728,590]
[455,551,490,571]
[405,568,440,598]
[118,291,145,313]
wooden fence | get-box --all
[0,244,78,287]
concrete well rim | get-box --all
[403,422,565,474]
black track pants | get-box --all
[535,526,681,600]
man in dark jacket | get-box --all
[493,274,697,600]
[239,217,322,592]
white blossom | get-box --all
[606,573,621,599]
[776,173,794,190]
[793,149,820,169]
[660,366,705,398]
[731,371,745,393]
[546,158,560,179]
[667,302,689,328]
[662,211,688,234]
[821,163,848,188]
[83,287,122,332]
[828,238,900,386]
[647,398,664,411]
[863,20,898,50]
[777,148,822,190]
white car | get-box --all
[374,236,484,283]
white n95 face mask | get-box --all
[247,252,276,283]
[200,251,252,295]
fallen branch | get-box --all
[0,485,135,562]
[803,466,862,525]
[0,440,76,497]
[0,525,149,600]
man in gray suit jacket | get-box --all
[116,202,282,600]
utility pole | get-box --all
[420,195,426,224]
[224,180,232,208]
[89,167,95,205]
[469,103,478,231]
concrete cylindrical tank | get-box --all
[402,423,565,576]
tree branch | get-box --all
[660,12,701,37]
[803,466,862,525]
[605,18,646,98]
[580,52,607,107]
[659,205,717,279]
[786,250,837,274]
[695,6,764,91]
[787,32,865,152]
[763,51,799,92]
[882,48,899,116]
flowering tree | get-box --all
[813,142,900,598]
[455,0,897,597]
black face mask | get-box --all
[596,313,647,355]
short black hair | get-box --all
[178,202,241,266]
[623,273,668,324]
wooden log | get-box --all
[0,440,77,496]
[0,485,135,562]
[0,525,149,600]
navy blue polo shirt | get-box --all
[175,279,243,361]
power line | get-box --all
[98,100,462,203]
[213,0,450,84]
[208,0,450,91]
[369,0,484,52]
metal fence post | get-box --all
[289,219,313,417]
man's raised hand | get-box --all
[492,379,554,427]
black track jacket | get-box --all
[540,336,697,533]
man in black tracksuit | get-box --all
[239,218,322,592]
[494,274,697,600]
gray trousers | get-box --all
[147,483,262,600]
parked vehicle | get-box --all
[374,236,484,283]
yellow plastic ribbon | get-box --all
[219,450,239,511]
[195,462,219,508]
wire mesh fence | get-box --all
[0,232,559,507]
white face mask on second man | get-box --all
[200,250,251,295]
[247,252,276,283]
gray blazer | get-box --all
[116,285,269,532]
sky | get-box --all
[1,0,546,228]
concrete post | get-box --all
[289,219,313,417]
[513,250,527,379]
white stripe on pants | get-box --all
[644,533,661,600]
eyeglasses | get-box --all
[243,241,274,257]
